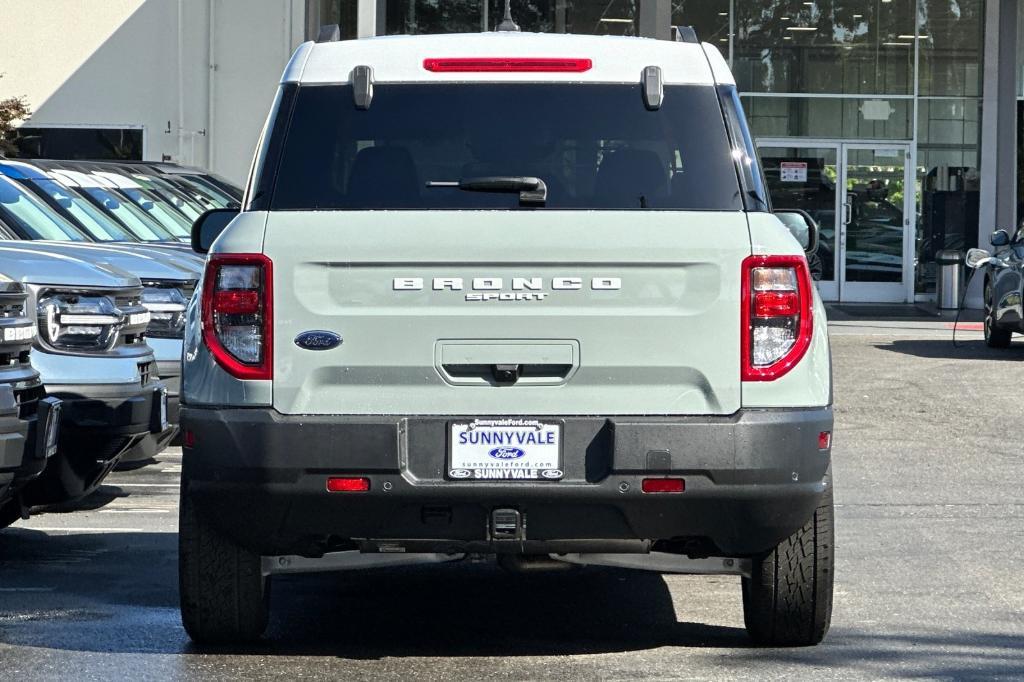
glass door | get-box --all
[759,141,913,303]
[759,143,841,301]
[838,145,912,303]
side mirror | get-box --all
[965,248,993,269]
[991,229,1010,247]
[191,208,239,254]
[774,209,819,254]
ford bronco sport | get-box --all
[180,31,834,647]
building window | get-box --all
[671,0,730,50]
[5,127,143,160]
[916,98,981,294]
[919,0,984,97]
[743,96,912,140]
[733,0,916,95]
[383,0,638,35]
[308,0,358,39]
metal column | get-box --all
[638,0,671,40]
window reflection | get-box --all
[384,0,639,35]
[743,96,911,139]
[672,0,730,48]
[918,0,984,97]
[733,0,915,94]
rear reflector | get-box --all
[641,478,685,494]
[326,477,370,492]
[818,431,832,450]
[423,57,593,73]
[183,430,195,448]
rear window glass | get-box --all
[268,83,743,211]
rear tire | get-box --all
[179,484,270,645]
[742,482,834,647]
[984,280,1012,348]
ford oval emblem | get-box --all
[488,446,526,460]
[449,468,472,479]
[294,330,342,351]
[541,469,563,479]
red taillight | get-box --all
[201,253,273,381]
[641,478,685,493]
[423,57,593,73]
[183,430,195,448]
[818,431,832,450]
[754,290,800,317]
[326,477,370,492]
[212,290,260,315]
[741,255,813,382]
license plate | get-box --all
[448,419,563,481]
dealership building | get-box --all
[0,0,1019,305]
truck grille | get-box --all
[14,383,45,420]
[139,361,153,387]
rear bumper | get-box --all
[183,406,833,557]
[23,381,166,506]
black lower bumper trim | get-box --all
[22,381,165,507]
[182,407,833,557]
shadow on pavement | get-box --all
[723,629,1024,679]
[34,484,131,514]
[873,338,1024,361]
[0,529,751,657]
[2,528,1023,679]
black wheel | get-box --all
[179,484,270,644]
[742,481,834,647]
[984,280,1012,348]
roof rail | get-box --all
[671,25,699,43]
[316,23,341,43]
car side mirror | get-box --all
[964,248,992,269]
[991,229,1010,247]
[191,208,239,254]
[774,209,819,254]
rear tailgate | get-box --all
[266,210,749,416]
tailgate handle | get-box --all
[437,341,579,386]
[492,364,520,384]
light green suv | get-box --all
[179,30,834,647]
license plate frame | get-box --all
[447,419,564,481]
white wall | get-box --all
[0,0,305,185]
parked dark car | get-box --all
[967,230,1024,347]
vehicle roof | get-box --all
[0,160,49,181]
[284,32,735,86]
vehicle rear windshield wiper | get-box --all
[426,176,547,207]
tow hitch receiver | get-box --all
[490,508,524,541]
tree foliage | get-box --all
[0,74,30,156]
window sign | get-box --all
[780,161,808,183]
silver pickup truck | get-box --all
[0,246,168,508]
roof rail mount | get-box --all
[672,25,699,43]
[352,65,374,110]
[496,0,520,32]
[317,23,341,43]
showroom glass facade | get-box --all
[311,0,988,301]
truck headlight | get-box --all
[37,294,128,351]
[141,285,188,338]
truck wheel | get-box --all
[179,485,270,644]
[742,482,834,646]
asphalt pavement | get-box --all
[1,315,1022,680]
